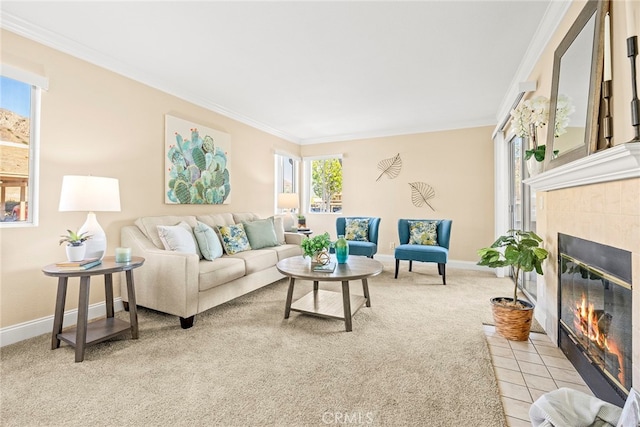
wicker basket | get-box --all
[490,297,535,341]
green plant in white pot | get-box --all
[477,229,549,341]
[301,232,331,265]
[59,229,91,262]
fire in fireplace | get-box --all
[558,233,633,407]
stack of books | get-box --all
[55,258,102,271]
[312,261,336,272]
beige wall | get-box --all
[0,30,300,328]
[300,128,495,261]
[0,30,495,331]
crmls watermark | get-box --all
[322,411,375,425]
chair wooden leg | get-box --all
[394,259,400,279]
[438,263,446,285]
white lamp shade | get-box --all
[59,175,121,260]
[59,175,121,212]
[277,193,299,210]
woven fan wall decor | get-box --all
[409,182,435,211]
[376,153,402,181]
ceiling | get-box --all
[1,1,559,144]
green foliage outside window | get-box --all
[310,158,342,213]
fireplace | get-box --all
[557,233,633,407]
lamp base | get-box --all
[78,212,106,260]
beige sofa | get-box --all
[120,212,303,328]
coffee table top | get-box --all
[276,255,383,281]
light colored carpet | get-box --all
[1,262,514,426]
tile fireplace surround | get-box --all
[524,143,640,399]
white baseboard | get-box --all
[0,298,125,347]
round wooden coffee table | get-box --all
[276,255,383,331]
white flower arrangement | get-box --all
[510,94,574,138]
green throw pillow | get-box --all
[193,221,223,260]
[408,220,438,245]
[243,218,279,249]
[217,223,252,255]
[345,218,369,241]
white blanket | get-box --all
[530,388,622,427]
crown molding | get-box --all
[524,143,640,192]
[1,13,301,144]
[495,1,572,127]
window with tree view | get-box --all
[307,157,342,213]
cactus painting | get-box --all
[165,115,231,204]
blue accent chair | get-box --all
[394,219,452,285]
[335,217,381,258]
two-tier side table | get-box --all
[42,256,144,362]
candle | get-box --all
[115,247,132,263]
[604,12,612,81]
[627,0,637,38]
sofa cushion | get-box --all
[196,213,235,229]
[345,218,369,242]
[271,244,303,261]
[198,257,246,291]
[157,221,199,255]
[408,220,438,245]
[135,215,198,249]
[229,249,278,275]
[243,218,279,249]
[232,212,260,224]
[194,221,224,260]
[217,223,252,255]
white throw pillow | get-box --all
[271,216,286,245]
[157,221,199,255]
[193,221,223,260]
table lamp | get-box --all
[277,193,299,232]
[59,175,121,260]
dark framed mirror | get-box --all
[545,0,609,170]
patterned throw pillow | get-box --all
[344,218,369,242]
[408,220,438,246]
[217,223,252,255]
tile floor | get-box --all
[483,325,594,427]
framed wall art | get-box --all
[165,115,231,205]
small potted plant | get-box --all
[297,214,306,228]
[59,229,91,262]
[301,232,331,265]
[477,229,549,341]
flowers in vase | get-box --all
[510,94,575,139]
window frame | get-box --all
[0,66,45,228]
[274,151,300,214]
[303,154,343,215]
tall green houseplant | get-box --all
[477,229,549,305]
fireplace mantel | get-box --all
[524,143,640,192]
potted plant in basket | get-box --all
[59,229,91,262]
[301,232,331,265]
[477,229,549,341]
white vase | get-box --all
[526,158,543,177]
[66,244,86,262]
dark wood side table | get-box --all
[42,256,145,362]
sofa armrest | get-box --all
[284,232,303,245]
[121,225,200,318]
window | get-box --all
[305,156,342,213]
[274,152,299,212]
[0,67,45,227]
